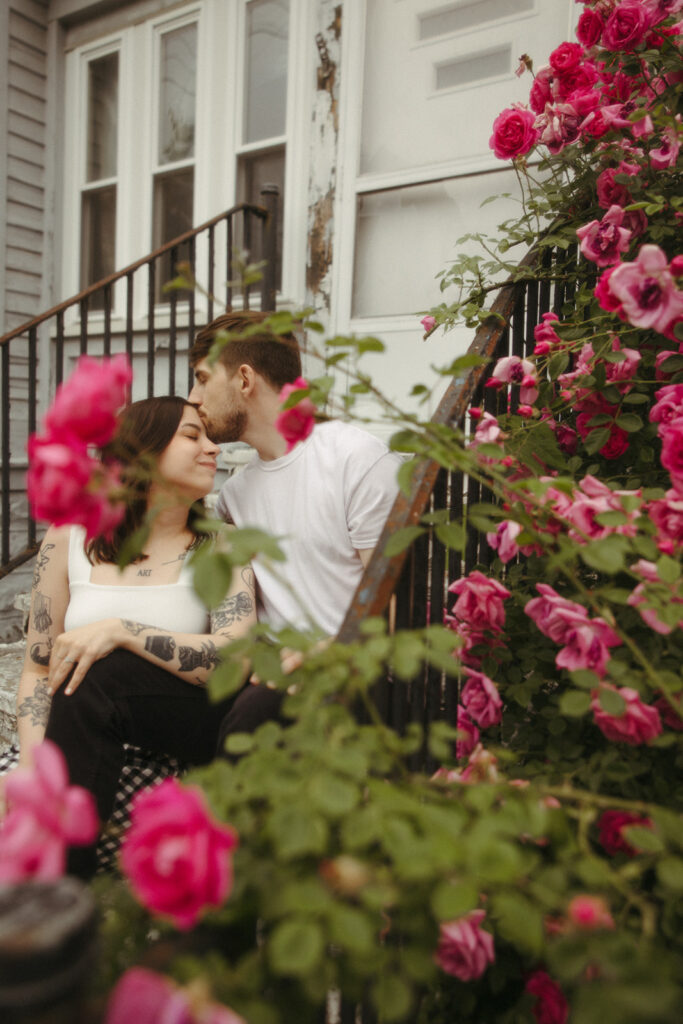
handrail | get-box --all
[0,201,269,349]
[337,246,542,641]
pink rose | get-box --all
[420,314,436,333]
[556,613,621,676]
[105,968,245,1024]
[660,416,683,488]
[556,424,578,455]
[653,692,683,731]
[461,669,503,728]
[596,162,640,208]
[525,584,591,643]
[121,778,239,930]
[0,740,98,882]
[648,488,683,552]
[649,383,683,427]
[576,9,605,47]
[471,411,504,446]
[486,520,522,563]
[456,704,480,759]
[491,355,539,403]
[598,809,654,856]
[549,42,584,74]
[44,353,132,447]
[603,1,653,50]
[448,570,511,634]
[605,245,683,336]
[650,124,681,168]
[529,67,554,115]
[591,685,662,745]
[576,205,632,267]
[568,894,615,930]
[435,910,495,981]
[536,102,582,153]
[627,560,683,633]
[275,376,316,452]
[525,970,569,1024]
[489,106,538,160]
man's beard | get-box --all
[203,408,247,445]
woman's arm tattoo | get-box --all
[211,590,254,632]
[32,545,55,590]
[122,620,163,636]
[32,592,53,633]
[178,641,220,672]
[18,679,52,727]
[30,637,53,667]
[144,635,176,661]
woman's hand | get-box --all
[48,619,124,696]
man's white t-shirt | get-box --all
[215,420,401,635]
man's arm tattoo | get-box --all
[211,590,254,631]
[178,641,220,672]
[18,679,52,727]
[30,637,53,667]
[32,545,55,590]
[122,620,163,636]
[32,592,53,634]
[144,635,177,661]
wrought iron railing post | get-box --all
[260,183,279,310]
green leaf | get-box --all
[435,522,466,551]
[656,554,680,583]
[599,687,626,716]
[308,774,359,818]
[327,904,376,954]
[656,856,683,891]
[491,892,543,955]
[580,535,628,574]
[615,413,643,432]
[569,669,600,690]
[209,658,248,701]
[268,806,329,859]
[430,881,478,921]
[582,427,611,455]
[268,919,325,976]
[371,975,413,1022]
[384,526,424,557]
[223,732,254,755]
[560,690,592,716]
[622,825,664,854]
[548,351,570,378]
[191,551,234,609]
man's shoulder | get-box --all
[312,419,390,457]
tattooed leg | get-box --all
[18,679,52,728]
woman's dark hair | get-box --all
[87,396,206,564]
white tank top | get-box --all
[64,527,210,634]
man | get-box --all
[188,310,401,741]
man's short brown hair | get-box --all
[190,310,302,392]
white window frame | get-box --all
[60,0,309,332]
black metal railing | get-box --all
[0,187,279,580]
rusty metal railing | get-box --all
[0,187,279,580]
[337,243,574,770]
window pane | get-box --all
[352,171,517,318]
[81,186,116,306]
[244,0,289,143]
[237,147,284,290]
[419,0,534,40]
[86,53,118,182]
[158,23,197,164]
[153,167,194,299]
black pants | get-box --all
[44,650,284,877]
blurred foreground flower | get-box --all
[120,777,238,930]
[105,968,245,1024]
[435,909,495,981]
[0,740,98,882]
[275,376,317,452]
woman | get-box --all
[10,396,256,875]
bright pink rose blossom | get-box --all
[489,106,539,159]
[576,9,605,47]
[435,910,495,981]
[105,968,245,1024]
[420,314,436,333]
[598,810,654,856]
[576,205,632,266]
[648,488,683,553]
[596,162,640,208]
[43,353,132,447]
[456,705,480,759]
[591,685,662,745]
[461,670,503,728]
[556,613,621,676]
[490,355,539,403]
[603,1,653,50]
[600,245,683,336]
[0,741,98,882]
[275,377,317,452]
[525,584,592,644]
[660,416,683,491]
[525,970,569,1024]
[121,778,239,930]
[568,894,615,930]
[448,571,511,634]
